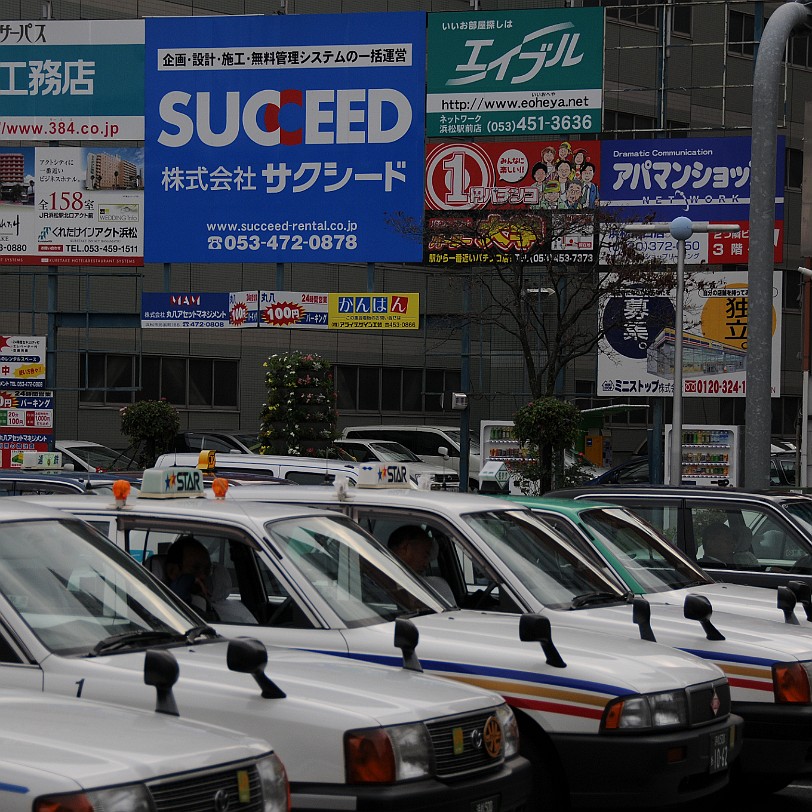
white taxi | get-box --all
[26,470,745,809]
[0,495,531,812]
[0,654,287,812]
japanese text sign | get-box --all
[425,139,599,266]
[599,136,784,264]
[597,271,782,398]
[0,20,143,140]
[0,335,45,390]
[141,291,258,328]
[0,147,143,266]
[144,12,426,264]
[427,8,603,137]
[328,293,419,330]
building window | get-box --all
[335,365,461,413]
[584,0,691,35]
[786,147,803,189]
[788,32,812,68]
[79,353,238,409]
[602,111,689,139]
[729,10,756,57]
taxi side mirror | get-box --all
[227,638,286,698]
[519,613,566,668]
[683,594,725,641]
[787,580,812,622]
[144,648,180,716]
[632,597,656,642]
[394,618,423,672]
[777,585,800,625]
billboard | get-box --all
[597,271,782,398]
[426,8,603,138]
[599,136,784,264]
[0,146,143,265]
[141,291,258,328]
[425,139,599,266]
[0,335,46,389]
[0,20,143,140]
[144,12,426,264]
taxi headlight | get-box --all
[345,722,431,783]
[35,785,152,811]
[774,661,812,703]
[495,703,520,758]
[602,690,688,731]
[256,752,290,812]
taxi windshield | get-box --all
[0,518,198,656]
[462,509,627,610]
[265,514,445,627]
[577,508,713,593]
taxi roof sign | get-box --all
[140,467,205,499]
[356,463,412,489]
[21,451,63,470]
[197,450,217,470]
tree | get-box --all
[120,399,180,468]
[510,397,581,494]
[259,351,338,456]
[390,206,674,403]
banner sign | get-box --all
[259,291,328,329]
[141,291,258,328]
[0,20,144,140]
[425,139,599,266]
[0,146,143,265]
[144,12,426,264]
[145,291,419,329]
[0,335,45,390]
[0,408,52,429]
[597,271,782,398]
[0,390,53,409]
[599,136,784,264]
[328,293,419,329]
[426,8,603,137]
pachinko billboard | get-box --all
[425,138,600,267]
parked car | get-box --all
[335,438,460,490]
[0,469,135,496]
[548,484,812,591]
[55,440,138,472]
[341,425,481,490]
[589,453,799,487]
[36,474,752,808]
[507,495,811,625]
[174,429,261,454]
[0,495,532,812]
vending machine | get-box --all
[479,420,525,494]
[663,424,742,487]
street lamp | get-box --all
[797,266,812,487]
[622,218,739,486]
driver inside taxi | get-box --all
[165,534,212,606]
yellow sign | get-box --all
[328,293,419,330]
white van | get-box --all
[341,425,481,490]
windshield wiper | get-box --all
[570,591,627,609]
[90,629,185,656]
[185,624,219,643]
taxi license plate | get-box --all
[708,731,729,774]
[471,795,500,812]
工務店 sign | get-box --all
[426,8,603,138]
[0,19,143,140]
[144,12,426,264]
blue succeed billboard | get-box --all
[144,13,426,264]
